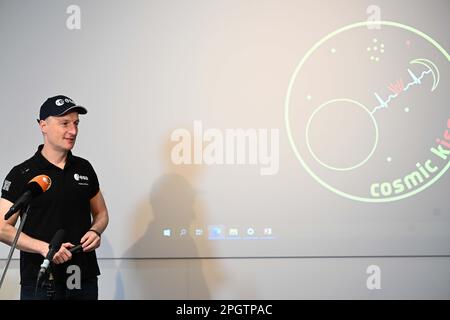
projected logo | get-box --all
[285,21,450,202]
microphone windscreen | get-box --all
[49,229,66,250]
[29,175,52,192]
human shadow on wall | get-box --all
[115,173,211,299]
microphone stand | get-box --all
[0,204,31,289]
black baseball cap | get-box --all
[38,95,87,121]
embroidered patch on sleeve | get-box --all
[2,180,11,192]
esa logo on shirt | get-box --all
[74,173,88,181]
[74,174,89,186]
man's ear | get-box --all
[39,119,48,134]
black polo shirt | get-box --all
[1,145,101,285]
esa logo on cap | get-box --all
[55,98,75,106]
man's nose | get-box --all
[68,124,78,135]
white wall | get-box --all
[1,0,449,299]
[2,257,450,299]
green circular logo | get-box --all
[285,21,450,203]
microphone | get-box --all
[37,229,66,282]
[4,175,52,220]
[69,244,83,254]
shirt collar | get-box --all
[34,144,75,169]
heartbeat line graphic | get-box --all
[371,68,432,115]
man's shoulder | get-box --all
[7,155,37,177]
[71,154,95,170]
[2,156,37,198]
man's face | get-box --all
[40,112,80,152]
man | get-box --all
[0,95,109,300]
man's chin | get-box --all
[64,141,76,150]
